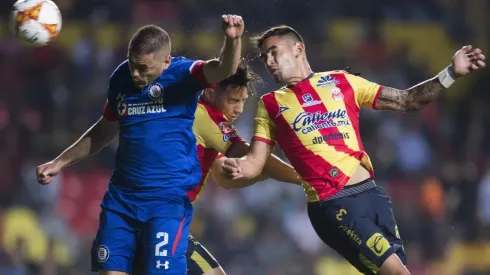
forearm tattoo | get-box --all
[376,77,445,112]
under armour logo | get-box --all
[156,260,169,269]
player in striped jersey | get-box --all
[133,62,301,275]
[221,25,486,275]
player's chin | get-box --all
[272,73,285,84]
[133,81,147,88]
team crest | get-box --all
[330,87,344,101]
[97,245,109,262]
[219,121,239,142]
[219,121,236,135]
[148,83,164,100]
[329,168,339,178]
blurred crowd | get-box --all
[0,0,489,274]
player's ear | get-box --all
[163,55,171,69]
[295,42,305,58]
[202,88,215,101]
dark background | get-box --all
[0,0,489,274]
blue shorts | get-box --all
[133,234,221,275]
[91,187,194,274]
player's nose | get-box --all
[131,69,141,78]
[236,103,244,114]
[266,61,277,73]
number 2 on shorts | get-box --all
[155,232,169,256]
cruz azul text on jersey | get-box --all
[292,109,351,134]
[124,98,166,116]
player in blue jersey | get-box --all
[35,14,245,275]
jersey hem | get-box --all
[252,136,276,146]
[372,85,383,109]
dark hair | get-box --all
[217,60,262,97]
[128,25,171,55]
[251,25,304,49]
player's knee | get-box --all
[378,254,410,275]
[202,267,226,275]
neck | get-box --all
[285,60,313,86]
[201,93,217,109]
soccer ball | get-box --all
[10,0,62,47]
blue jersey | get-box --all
[103,57,212,193]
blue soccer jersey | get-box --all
[91,56,214,274]
[103,56,211,191]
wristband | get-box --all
[438,66,455,88]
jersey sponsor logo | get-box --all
[97,245,109,262]
[366,233,391,257]
[116,88,167,117]
[156,260,169,269]
[339,225,362,246]
[330,87,344,101]
[121,97,166,116]
[317,75,339,87]
[219,121,239,142]
[148,83,164,100]
[312,133,350,144]
[275,106,290,119]
[301,93,322,107]
[291,109,351,134]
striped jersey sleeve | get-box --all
[344,74,382,109]
[252,97,277,145]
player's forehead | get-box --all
[128,52,157,66]
[221,85,248,99]
[259,36,293,54]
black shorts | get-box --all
[186,235,221,274]
[308,179,407,275]
[132,234,220,275]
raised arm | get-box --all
[375,45,485,112]
[202,15,244,84]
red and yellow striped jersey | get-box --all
[186,99,244,202]
[253,71,382,202]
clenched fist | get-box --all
[36,160,63,185]
[222,14,244,40]
[221,158,244,180]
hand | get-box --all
[222,14,244,40]
[36,160,63,185]
[452,45,486,77]
[221,158,243,180]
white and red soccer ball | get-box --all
[10,0,62,47]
